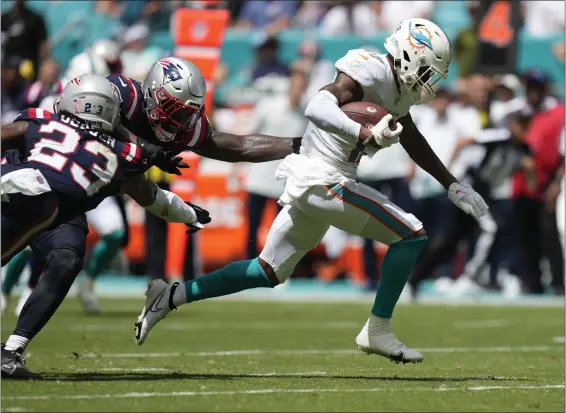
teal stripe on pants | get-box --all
[328,183,413,239]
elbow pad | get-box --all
[304,91,361,138]
[144,187,197,224]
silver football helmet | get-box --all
[143,57,206,143]
[55,74,120,131]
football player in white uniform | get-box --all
[134,18,488,364]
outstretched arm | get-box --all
[193,130,301,163]
[121,174,210,231]
[1,121,28,141]
[398,113,457,190]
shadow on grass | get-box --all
[37,372,529,383]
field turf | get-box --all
[1,297,564,412]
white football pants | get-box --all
[259,180,423,282]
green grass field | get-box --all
[1,297,564,412]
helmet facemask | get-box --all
[148,87,204,143]
[397,56,445,104]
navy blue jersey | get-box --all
[107,74,211,153]
[6,108,148,212]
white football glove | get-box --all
[366,114,404,149]
[448,182,489,219]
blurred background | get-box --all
[1,0,564,305]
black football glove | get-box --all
[139,140,189,175]
[185,201,211,234]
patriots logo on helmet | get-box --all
[70,77,81,86]
[158,59,182,84]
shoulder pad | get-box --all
[14,108,54,122]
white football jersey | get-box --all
[301,49,414,179]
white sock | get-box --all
[367,314,392,336]
[172,283,187,307]
[5,335,30,352]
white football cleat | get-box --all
[355,319,423,364]
[78,275,100,314]
[15,287,33,317]
[135,279,178,345]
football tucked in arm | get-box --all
[340,102,397,149]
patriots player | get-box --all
[74,56,303,309]
[1,74,209,379]
[1,41,128,315]
[135,19,488,364]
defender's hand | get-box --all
[152,152,189,176]
[448,182,489,219]
[184,201,211,234]
[368,114,403,149]
[138,140,189,175]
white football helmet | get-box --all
[384,18,451,104]
[90,39,122,74]
[65,52,110,80]
[55,74,120,131]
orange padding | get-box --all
[173,8,230,47]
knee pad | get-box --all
[45,248,83,278]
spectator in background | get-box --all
[236,0,298,34]
[408,85,486,297]
[292,1,328,31]
[121,23,168,82]
[23,59,64,109]
[319,1,380,37]
[294,39,335,107]
[513,71,564,295]
[524,1,565,37]
[454,0,481,78]
[545,128,565,254]
[377,1,435,32]
[245,65,309,258]
[1,0,49,80]
[1,56,27,126]
[250,34,289,82]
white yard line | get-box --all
[453,319,511,329]
[76,368,168,372]
[552,336,565,343]
[69,345,561,359]
[5,384,564,401]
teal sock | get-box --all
[372,236,427,318]
[85,230,124,279]
[2,249,33,295]
[185,258,274,303]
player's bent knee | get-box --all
[258,257,283,287]
[45,248,83,278]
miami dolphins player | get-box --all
[135,18,488,363]
[136,18,488,363]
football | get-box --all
[341,101,392,129]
